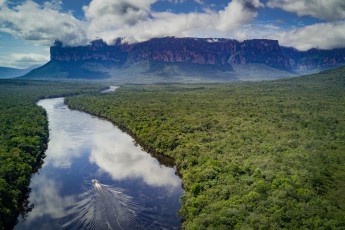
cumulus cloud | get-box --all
[0,51,49,68]
[0,0,263,45]
[2,0,343,52]
[0,0,87,46]
[267,0,345,21]
[83,0,156,42]
[114,11,215,42]
[84,0,263,43]
[216,0,263,32]
[214,18,345,51]
[11,53,49,63]
[271,21,345,50]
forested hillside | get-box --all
[0,80,104,228]
[66,67,345,229]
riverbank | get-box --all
[16,97,182,229]
[65,97,176,168]
[0,80,105,228]
[65,67,345,229]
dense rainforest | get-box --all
[0,80,104,229]
[66,67,345,229]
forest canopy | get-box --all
[66,67,345,229]
[0,80,104,228]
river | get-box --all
[15,95,182,229]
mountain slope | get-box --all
[22,37,345,82]
[0,67,33,79]
[22,60,296,83]
[23,61,110,79]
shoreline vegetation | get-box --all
[0,80,105,229]
[66,67,345,229]
[1,66,344,229]
[64,99,177,169]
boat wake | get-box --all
[61,179,150,230]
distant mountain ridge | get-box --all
[51,37,345,71]
[23,37,345,82]
[0,66,40,79]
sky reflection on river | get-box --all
[15,97,182,229]
[42,98,180,187]
[90,133,180,187]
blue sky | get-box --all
[0,0,344,68]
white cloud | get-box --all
[270,21,345,50]
[0,0,87,46]
[11,53,49,64]
[216,0,263,32]
[229,23,282,41]
[117,11,216,42]
[226,20,345,51]
[0,0,6,7]
[84,0,263,43]
[0,52,49,68]
[2,0,344,55]
[267,0,345,21]
[83,0,156,42]
[0,0,263,46]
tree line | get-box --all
[0,80,104,228]
[66,67,345,229]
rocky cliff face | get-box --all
[51,37,345,71]
[281,47,345,70]
[51,40,127,64]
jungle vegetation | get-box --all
[0,80,104,228]
[66,67,345,229]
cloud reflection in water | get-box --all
[16,97,182,229]
[38,98,93,168]
[28,175,76,219]
[90,133,180,188]
[38,97,180,188]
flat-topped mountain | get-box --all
[23,37,345,82]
